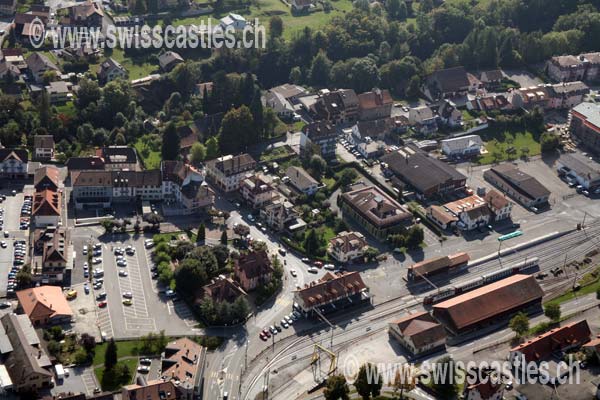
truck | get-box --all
[55,364,65,381]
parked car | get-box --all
[98,301,107,308]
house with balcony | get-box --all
[240,175,279,208]
[0,148,28,179]
[33,135,55,161]
[205,153,257,192]
[328,231,368,263]
[234,250,274,291]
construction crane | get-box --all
[311,344,337,382]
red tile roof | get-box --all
[296,271,367,309]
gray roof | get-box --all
[26,53,59,76]
[572,102,600,129]
[441,135,483,152]
[0,323,13,355]
[486,164,550,200]
[286,166,318,191]
[550,81,589,95]
[382,145,466,194]
[558,153,600,182]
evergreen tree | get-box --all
[206,136,219,159]
[197,223,206,242]
[104,339,118,370]
[39,92,51,128]
[219,106,255,154]
[309,51,332,87]
[250,92,264,139]
[220,229,228,245]
[324,374,350,400]
[269,16,283,38]
[355,363,383,400]
[161,122,180,161]
[303,229,320,255]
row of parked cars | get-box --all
[7,240,27,296]
[20,195,32,230]
[259,310,302,341]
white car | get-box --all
[280,319,289,329]
[118,270,128,277]
[307,267,318,273]
[82,245,88,255]
[122,291,133,299]
[117,260,127,267]
[0,241,6,248]
[290,269,297,277]
[92,257,102,264]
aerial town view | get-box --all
[3,0,600,399]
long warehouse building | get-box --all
[432,274,544,335]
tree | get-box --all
[175,258,209,298]
[431,356,458,398]
[220,229,228,245]
[540,132,560,153]
[80,333,96,354]
[16,264,32,288]
[509,312,529,337]
[104,339,118,370]
[189,142,206,164]
[269,16,283,38]
[364,247,380,262]
[324,374,350,400]
[405,226,424,250]
[544,303,561,322]
[304,229,320,255]
[101,219,115,234]
[250,92,264,138]
[206,136,219,159]
[355,363,383,399]
[197,223,206,242]
[309,51,332,87]
[406,75,421,99]
[77,78,101,108]
[597,288,600,300]
[39,92,51,128]
[219,106,255,154]
[161,122,180,161]
[350,58,381,93]
[338,168,358,187]
[309,155,327,179]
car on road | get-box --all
[137,365,150,373]
[278,248,286,256]
[324,263,335,270]
[269,326,277,335]
[290,269,297,277]
[301,257,310,263]
[262,328,271,338]
[165,289,176,298]
[84,283,90,294]
[122,292,133,299]
[140,358,152,365]
[144,239,154,248]
[151,272,158,279]
[82,245,88,255]
[0,302,11,309]
[280,319,289,328]
[119,270,128,277]
[259,332,268,340]
[313,261,323,268]
[0,241,5,248]
[123,299,133,306]
[3,231,8,238]
[285,316,293,325]
[247,214,254,222]
[66,290,77,300]
[307,267,318,273]
[98,301,107,308]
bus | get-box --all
[498,230,523,242]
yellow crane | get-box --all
[310,344,337,380]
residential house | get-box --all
[97,58,127,84]
[468,94,511,112]
[160,338,206,400]
[483,189,513,221]
[265,84,308,119]
[382,145,467,199]
[463,370,505,400]
[34,166,60,192]
[339,184,413,240]
[219,13,247,31]
[546,52,600,83]
[26,53,60,83]
[161,160,215,215]
[14,10,48,41]
[158,51,184,72]
[294,271,370,316]
[357,88,393,121]
[509,320,591,364]
[205,153,257,192]
[33,135,55,161]
[440,195,492,231]
[65,156,105,180]
[350,117,406,143]
[300,121,337,160]
[45,81,73,104]
[440,135,483,158]
[0,148,28,179]
[437,100,462,128]
[240,174,278,208]
[286,166,319,196]
[483,164,550,209]
[97,146,139,170]
[406,252,469,281]
[122,380,177,400]
[388,311,446,355]
[16,285,73,326]
[425,66,471,100]
[426,205,458,231]
[570,102,600,155]
[433,274,544,335]
[311,89,359,124]
[557,153,600,192]
[509,86,550,110]
[0,0,16,15]
[547,81,590,109]
[202,276,247,304]
[0,60,21,80]
[260,197,301,232]
[408,106,438,135]
[67,0,103,27]
[479,69,503,90]
[32,189,62,227]
[328,231,368,263]
[291,0,311,12]
[0,313,53,393]
[357,140,384,159]
[234,250,274,291]
[31,226,72,284]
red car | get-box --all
[262,328,271,338]
[314,261,323,268]
[259,332,267,341]
[98,301,107,308]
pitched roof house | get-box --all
[357,88,393,121]
[34,166,60,191]
[158,51,184,72]
[33,135,55,160]
[16,286,73,326]
[388,311,446,355]
[97,58,127,84]
[160,338,206,399]
[26,53,59,83]
[234,250,274,291]
[328,231,368,263]
[294,271,369,315]
[201,276,247,304]
[286,166,319,195]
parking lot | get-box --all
[0,190,30,298]
[69,230,200,339]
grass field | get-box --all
[92,340,144,366]
[134,136,162,169]
[94,358,138,391]
[106,48,159,80]
[477,129,541,165]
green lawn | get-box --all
[134,136,162,169]
[106,48,158,80]
[545,278,600,307]
[55,102,77,118]
[94,358,138,391]
[477,129,541,165]
[92,340,143,366]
